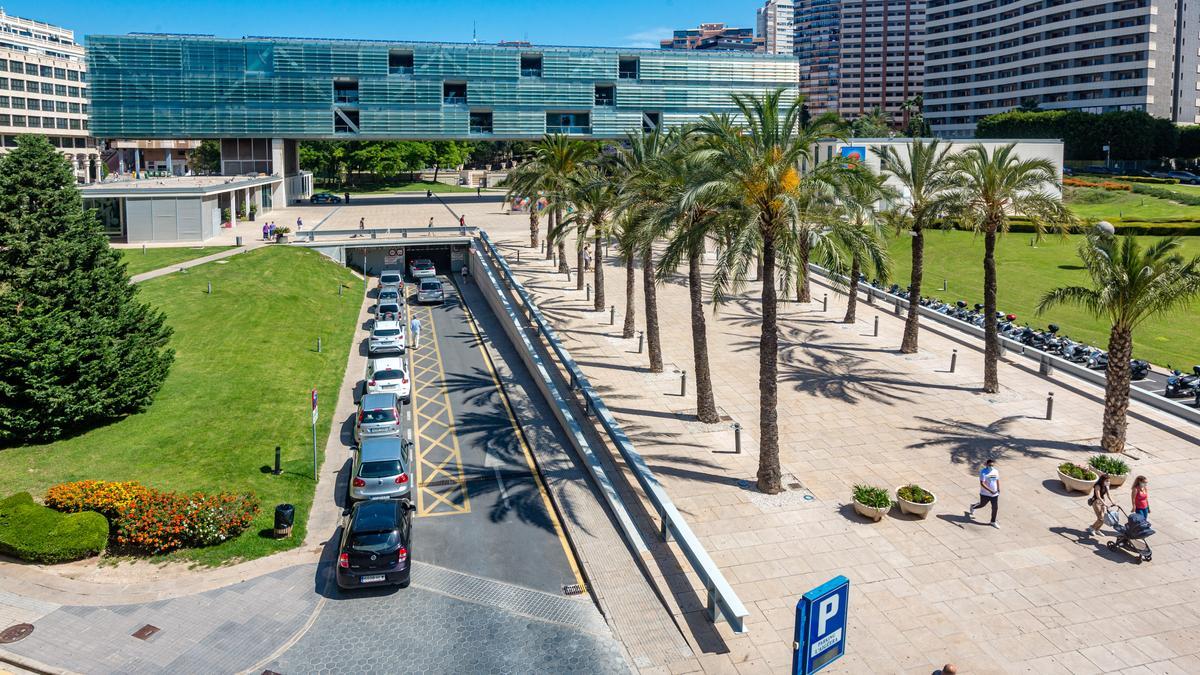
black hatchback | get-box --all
[336,498,414,590]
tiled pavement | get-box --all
[491,231,1200,675]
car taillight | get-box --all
[401,378,408,385]
[353,477,366,487]
[338,553,349,568]
[395,473,409,485]
[369,380,376,387]
[397,547,408,564]
[358,410,363,423]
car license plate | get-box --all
[360,575,386,583]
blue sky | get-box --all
[14,1,763,48]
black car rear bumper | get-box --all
[336,566,410,589]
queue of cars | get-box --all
[337,260,444,591]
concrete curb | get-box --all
[0,647,74,675]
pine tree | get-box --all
[0,135,174,444]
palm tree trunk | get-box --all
[1101,325,1133,453]
[557,240,568,273]
[689,247,719,423]
[545,209,556,260]
[982,225,1000,393]
[900,225,924,353]
[593,234,605,311]
[843,256,860,324]
[529,207,539,248]
[622,250,636,339]
[797,235,811,303]
[758,229,782,494]
[576,238,585,290]
[643,248,663,373]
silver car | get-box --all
[376,302,402,322]
[416,279,444,305]
[378,269,404,288]
[355,392,403,443]
[409,258,436,279]
[369,320,406,356]
[377,285,403,306]
[349,436,414,502]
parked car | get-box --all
[348,436,413,503]
[311,192,342,204]
[336,498,413,590]
[410,258,436,279]
[376,302,402,322]
[1168,171,1200,185]
[364,357,411,403]
[377,285,403,305]
[369,320,406,356]
[355,392,403,443]
[379,269,404,289]
[417,279,444,305]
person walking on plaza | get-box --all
[1131,475,1150,519]
[1086,474,1113,536]
[428,217,434,229]
[344,191,350,204]
[296,216,303,231]
[459,214,466,227]
[268,221,276,240]
[359,217,365,236]
[410,316,422,349]
[966,459,1000,528]
[262,222,269,241]
[583,248,592,271]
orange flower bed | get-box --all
[1063,176,1131,191]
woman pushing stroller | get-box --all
[1086,474,1113,537]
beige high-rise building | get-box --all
[0,9,97,182]
[757,0,796,55]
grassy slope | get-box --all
[324,181,477,195]
[118,246,235,276]
[888,231,1200,368]
[0,246,360,565]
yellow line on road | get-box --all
[456,279,588,592]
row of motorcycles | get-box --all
[866,280,1156,381]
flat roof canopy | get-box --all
[82,175,281,199]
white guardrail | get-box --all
[302,226,479,242]
[808,263,1200,428]
[477,232,750,634]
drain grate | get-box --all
[0,623,33,644]
[132,624,160,641]
[561,583,584,596]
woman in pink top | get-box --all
[1131,475,1150,519]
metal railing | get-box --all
[469,125,493,135]
[388,66,414,75]
[442,95,466,105]
[520,68,543,77]
[546,125,591,134]
[479,231,750,633]
[297,225,478,243]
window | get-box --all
[53,67,65,79]
[24,63,37,76]
[333,109,359,133]
[520,54,543,78]
[594,84,615,106]
[11,115,23,127]
[333,80,359,104]
[0,61,6,72]
[67,86,78,97]
[56,101,67,112]
[9,79,21,92]
[40,65,52,77]
[8,60,20,72]
[0,96,6,107]
[68,102,79,113]
[26,116,39,128]
[66,70,78,82]
[546,112,590,134]
[469,111,493,134]
[54,85,66,96]
[9,97,21,109]
[68,119,79,130]
[0,114,7,125]
[618,57,639,79]
[642,111,661,132]
[41,83,53,95]
[388,49,414,75]
[443,82,466,105]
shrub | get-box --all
[852,484,892,509]
[1063,177,1130,191]
[1100,181,1132,191]
[0,492,108,564]
[1131,183,1200,206]
[896,484,935,504]
[1111,175,1180,185]
[1067,187,1122,204]
[45,480,153,520]
[1058,462,1098,481]
[1088,455,1130,476]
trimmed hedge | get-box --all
[0,492,108,564]
[950,219,1200,235]
[1112,176,1180,185]
[1063,177,1130,191]
[1130,183,1200,206]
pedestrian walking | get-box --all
[1131,475,1150,519]
[359,217,365,235]
[426,189,433,199]
[262,222,269,241]
[584,248,592,271]
[296,216,303,231]
[1086,474,1112,536]
[268,221,276,239]
[428,217,434,229]
[966,459,1000,528]
[476,185,481,197]
[410,316,422,349]
[344,191,350,204]
[460,264,468,281]
[459,214,466,227]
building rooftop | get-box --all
[82,174,280,197]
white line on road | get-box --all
[492,467,511,507]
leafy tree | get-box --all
[555,163,621,304]
[429,141,474,182]
[901,96,931,138]
[191,140,221,174]
[850,108,893,138]
[1018,98,1041,112]
[515,135,595,269]
[1039,235,1200,453]
[832,167,894,324]
[0,136,174,444]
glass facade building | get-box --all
[86,35,800,140]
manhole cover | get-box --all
[0,623,33,643]
[562,583,584,596]
[132,624,160,640]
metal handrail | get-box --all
[299,226,478,242]
[479,231,749,633]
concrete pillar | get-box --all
[230,189,238,228]
[270,138,287,207]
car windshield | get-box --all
[380,274,402,284]
[349,530,399,553]
[421,282,440,291]
[373,369,406,381]
[379,290,398,299]
[414,261,433,269]
[378,304,400,314]
[374,329,401,337]
[361,408,396,424]
[359,460,403,478]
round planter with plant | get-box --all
[852,484,892,522]
[895,484,937,518]
[274,226,292,243]
[1088,455,1129,488]
[1057,462,1098,493]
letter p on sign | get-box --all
[793,575,849,675]
[816,596,839,636]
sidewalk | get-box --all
[128,244,261,283]
[492,232,1200,674]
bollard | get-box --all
[586,283,591,302]
[942,279,947,291]
[1039,355,1053,376]
[638,331,645,354]
[822,294,828,313]
[272,446,282,475]
[339,284,343,297]
[873,315,879,337]
[866,290,873,305]
[541,240,545,253]
[680,370,687,396]
[950,349,957,373]
[142,243,147,255]
[609,305,615,325]
[732,422,742,454]
[565,267,571,281]
[207,281,212,295]
[1046,392,1054,420]
[895,299,901,315]
[317,337,322,353]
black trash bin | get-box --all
[274,503,295,538]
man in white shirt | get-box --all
[967,459,1000,528]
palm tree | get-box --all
[556,164,621,310]
[504,160,546,249]
[873,139,959,353]
[833,167,895,324]
[612,212,639,339]
[950,143,1071,393]
[1039,235,1200,453]
[790,110,844,303]
[512,135,595,266]
[692,90,828,494]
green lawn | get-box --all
[888,230,1200,368]
[0,246,360,565]
[321,180,479,195]
[118,246,234,276]
[1065,187,1200,222]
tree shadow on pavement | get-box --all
[645,453,743,489]
[1048,526,1141,564]
[904,415,1094,466]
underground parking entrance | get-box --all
[344,242,468,279]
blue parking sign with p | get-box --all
[792,575,849,675]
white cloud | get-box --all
[623,27,674,48]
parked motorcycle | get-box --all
[1165,366,1200,397]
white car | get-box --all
[369,320,406,356]
[409,258,436,279]
[416,279,444,305]
[364,357,411,404]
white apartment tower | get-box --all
[836,0,927,120]
[757,0,796,55]
[0,9,97,182]
[924,0,1200,137]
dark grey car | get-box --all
[354,392,403,443]
[349,436,414,502]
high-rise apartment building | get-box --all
[0,9,97,182]
[660,23,763,51]
[757,0,796,55]
[924,0,1200,137]
[836,0,926,120]
[794,0,843,112]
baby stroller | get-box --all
[1104,505,1154,562]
